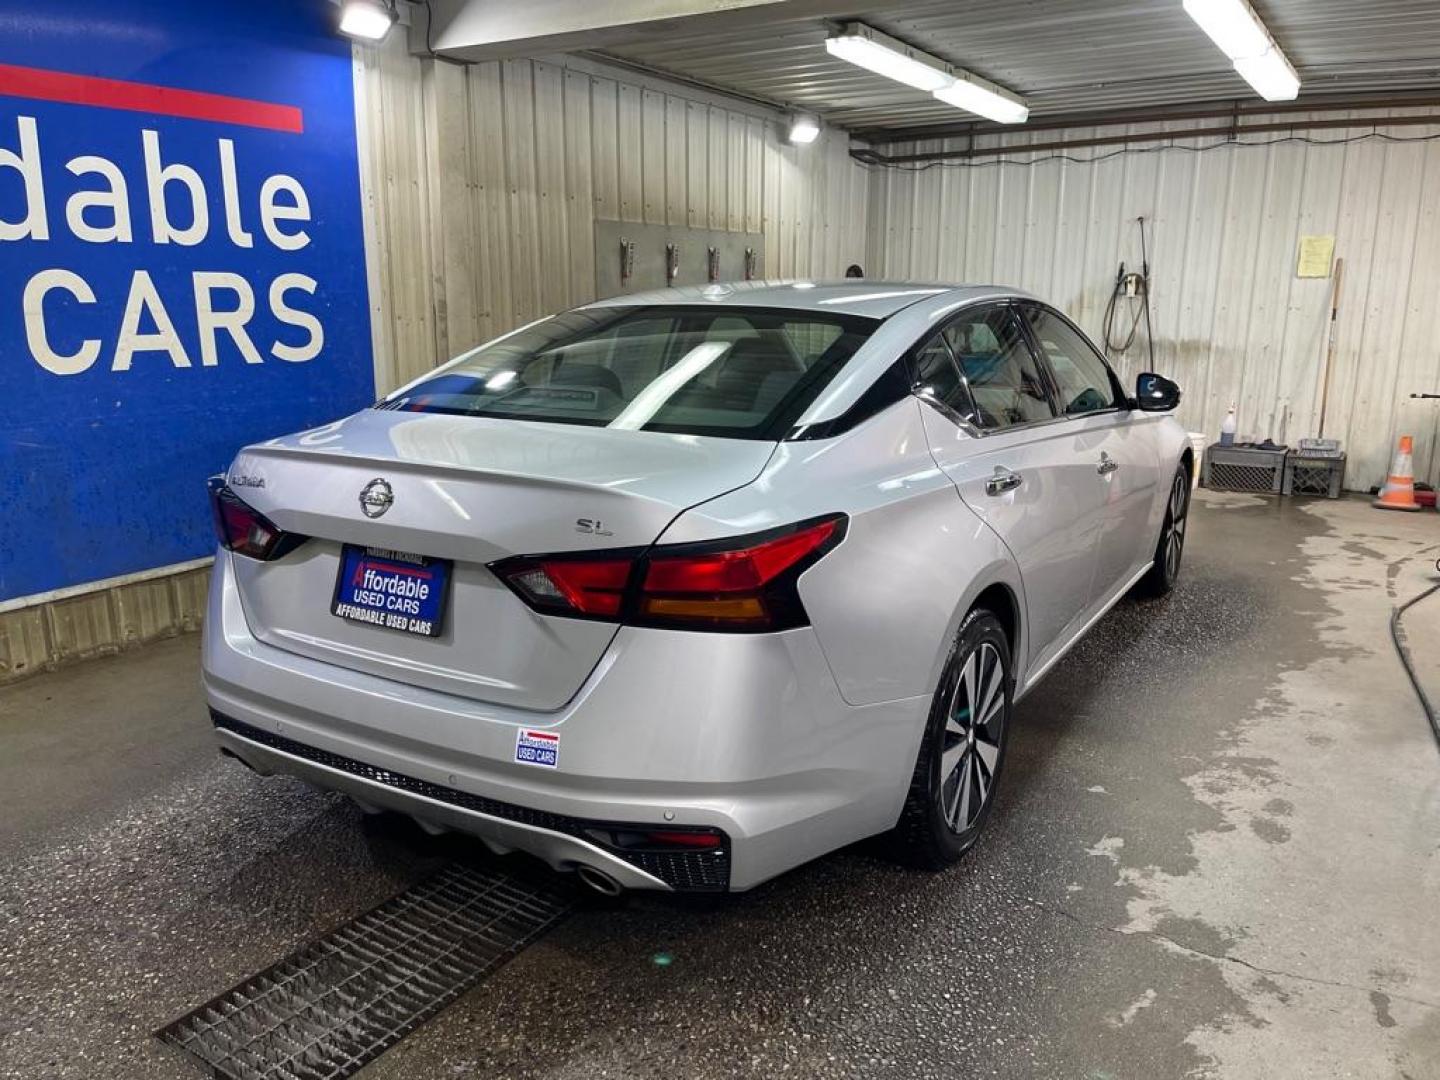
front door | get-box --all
[1019,304,1162,602]
[913,304,1110,677]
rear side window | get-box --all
[381,306,878,440]
[910,333,977,424]
[1021,305,1121,416]
[943,307,1055,429]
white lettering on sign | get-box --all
[65,155,132,243]
[115,269,190,371]
[24,269,98,375]
[194,271,262,366]
[0,116,47,241]
[1,112,326,374]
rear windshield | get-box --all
[378,306,879,440]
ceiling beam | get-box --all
[417,0,876,62]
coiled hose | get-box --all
[1391,557,1440,753]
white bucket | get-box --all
[1188,432,1206,487]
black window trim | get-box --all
[1016,301,1130,420]
[911,299,1074,437]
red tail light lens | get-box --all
[638,516,842,629]
[500,556,633,617]
[208,478,304,561]
[491,514,846,632]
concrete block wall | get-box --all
[0,567,209,685]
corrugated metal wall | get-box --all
[866,112,1440,491]
[356,38,873,393]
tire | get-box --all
[892,608,1012,869]
[1137,463,1191,597]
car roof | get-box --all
[580,280,1036,319]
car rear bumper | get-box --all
[202,552,929,891]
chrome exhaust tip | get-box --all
[575,864,624,897]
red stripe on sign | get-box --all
[523,731,559,742]
[0,62,303,133]
[367,561,433,579]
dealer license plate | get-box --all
[332,546,450,637]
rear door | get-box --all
[915,304,1109,673]
[1019,303,1162,602]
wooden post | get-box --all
[1317,257,1345,438]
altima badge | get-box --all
[359,478,394,519]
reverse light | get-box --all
[503,557,633,618]
[208,478,304,561]
[490,514,847,632]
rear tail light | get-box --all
[500,556,633,618]
[491,514,846,632]
[208,477,306,561]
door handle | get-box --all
[1097,453,1119,476]
[986,467,1024,496]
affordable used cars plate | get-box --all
[332,546,451,637]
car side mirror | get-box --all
[1135,372,1181,412]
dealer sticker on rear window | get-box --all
[514,728,560,769]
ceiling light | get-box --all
[787,113,821,145]
[1233,47,1300,101]
[933,75,1030,124]
[1182,0,1302,101]
[825,24,954,93]
[1182,0,1271,60]
[339,0,396,42]
[826,22,1029,124]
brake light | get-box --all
[208,479,304,561]
[490,514,846,632]
[639,517,842,629]
[501,557,632,617]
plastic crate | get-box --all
[1202,444,1286,494]
[1283,452,1346,498]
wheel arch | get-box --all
[924,559,1028,701]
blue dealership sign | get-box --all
[0,0,373,600]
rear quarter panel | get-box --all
[656,399,1025,707]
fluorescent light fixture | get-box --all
[1182,0,1271,60]
[825,24,954,93]
[1182,0,1301,101]
[827,22,1029,124]
[933,75,1029,124]
[339,0,396,42]
[1233,46,1300,100]
[788,113,821,145]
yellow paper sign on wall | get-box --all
[1297,235,1335,278]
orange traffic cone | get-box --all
[1374,435,1422,512]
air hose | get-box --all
[1390,557,1440,754]
[1101,217,1157,370]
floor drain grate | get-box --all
[157,862,572,1080]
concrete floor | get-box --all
[2,492,1438,1080]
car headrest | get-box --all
[550,363,623,396]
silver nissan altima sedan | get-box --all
[203,281,1192,894]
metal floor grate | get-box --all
[157,863,572,1080]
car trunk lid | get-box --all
[224,409,774,711]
